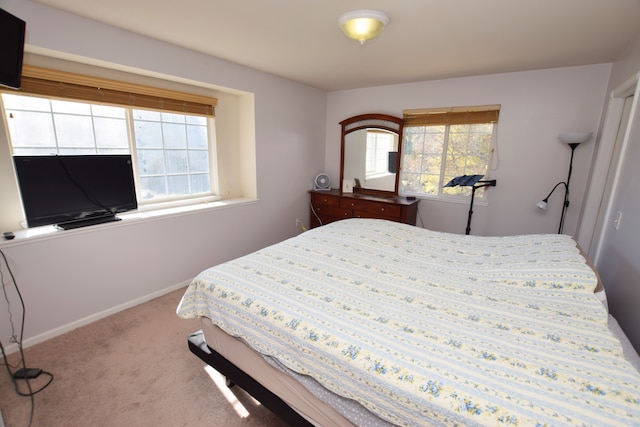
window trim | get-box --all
[2,72,221,210]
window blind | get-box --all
[403,105,500,126]
[12,65,217,117]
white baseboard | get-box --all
[1,280,190,356]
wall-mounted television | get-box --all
[0,8,26,90]
[13,155,138,230]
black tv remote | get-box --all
[3,231,15,240]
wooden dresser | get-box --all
[309,189,419,228]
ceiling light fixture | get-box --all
[338,10,389,44]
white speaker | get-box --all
[313,173,331,191]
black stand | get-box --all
[558,142,579,234]
[465,180,497,235]
[56,214,120,230]
[443,174,497,235]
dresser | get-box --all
[309,189,419,228]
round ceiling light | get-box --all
[338,10,389,44]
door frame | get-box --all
[577,71,640,264]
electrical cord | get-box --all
[416,204,425,228]
[309,200,323,227]
[0,248,54,427]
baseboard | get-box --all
[1,280,191,356]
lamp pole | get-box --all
[558,142,579,234]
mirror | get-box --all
[340,113,404,196]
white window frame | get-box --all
[1,92,220,213]
[400,106,498,200]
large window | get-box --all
[1,65,218,207]
[400,106,499,198]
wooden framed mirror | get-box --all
[339,113,404,196]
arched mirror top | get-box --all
[340,113,404,196]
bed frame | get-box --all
[187,329,313,427]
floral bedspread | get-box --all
[177,218,640,426]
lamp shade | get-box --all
[559,132,592,144]
[338,10,389,43]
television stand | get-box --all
[56,214,121,230]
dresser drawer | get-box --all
[313,205,352,219]
[311,192,340,207]
[366,201,402,219]
[340,198,369,211]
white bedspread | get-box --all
[177,218,640,426]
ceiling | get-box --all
[33,0,640,91]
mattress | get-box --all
[200,319,391,427]
[178,218,640,426]
[199,314,640,427]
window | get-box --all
[365,129,395,178]
[400,105,499,198]
[1,65,218,207]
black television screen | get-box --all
[13,155,138,230]
[0,8,26,90]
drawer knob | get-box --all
[380,207,385,211]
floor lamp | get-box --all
[444,174,497,235]
[537,132,592,234]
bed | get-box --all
[177,218,640,426]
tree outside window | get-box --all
[400,106,498,198]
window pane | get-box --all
[401,122,494,198]
[186,115,206,125]
[161,112,185,123]
[51,99,91,114]
[92,104,126,118]
[5,110,57,150]
[133,109,160,121]
[2,93,51,111]
[187,124,208,149]
[139,176,166,200]
[190,173,210,194]
[167,174,189,196]
[137,149,166,175]
[134,121,163,148]
[54,114,95,148]
[163,122,187,148]
[165,150,188,173]
[94,117,129,149]
[189,150,209,173]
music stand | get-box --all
[444,174,497,235]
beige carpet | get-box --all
[0,288,287,427]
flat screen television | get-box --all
[0,8,26,90]
[13,155,138,230]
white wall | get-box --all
[0,0,326,348]
[326,65,611,237]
